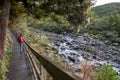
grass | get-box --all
[80,60,96,80]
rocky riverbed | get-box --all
[45,32,120,75]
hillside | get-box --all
[86,2,120,44]
[92,2,120,17]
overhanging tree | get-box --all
[0,0,94,59]
[21,0,94,33]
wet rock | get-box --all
[60,39,67,43]
[72,44,80,50]
[66,42,72,45]
[60,47,66,50]
[92,55,97,59]
[46,32,120,75]
[68,56,76,63]
[112,42,119,46]
[54,42,60,46]
[112,57,120,64]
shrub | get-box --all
[96,64,120,80]
[0,58,8,80]
[0,30,12,80]
[80,60,97,80]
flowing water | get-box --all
[46,32,120,75]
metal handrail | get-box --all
[24,41,81,80]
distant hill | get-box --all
[92,2,120,17]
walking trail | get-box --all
[7,34,34,80]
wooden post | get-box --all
[40,65,48,80]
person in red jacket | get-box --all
[18,34,24,54]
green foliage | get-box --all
[30,13,71,34]
[27,0,34,3]
[0,30,12,80]
[87,13,120,43]
[0,58,8,80]
[10,0,94,34]
[92,3,120,18]
[0,9,2,14]
[18,0,94,34]
[10,2,25,20]
[29,31,50,46]
[47,53,64,65]
[40,0,93,26]
[82,3,120,43]
[10,14,29,36]
[33,7,46,18]
[96,64,120,80]
[109,14,120,32]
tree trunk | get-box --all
[0,0,10,59]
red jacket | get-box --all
[19,36,24,43]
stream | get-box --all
[45,32,120,76]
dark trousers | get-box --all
[20,43,23,53]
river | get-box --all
[45,32,120,76]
